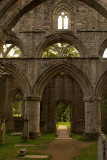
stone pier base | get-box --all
[83,132,99,140]
[29,132,41,139]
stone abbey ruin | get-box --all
[0,0,107,140]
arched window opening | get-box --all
[42,43,80,58]
[0,44,22,58]
[58,12,68,30]
[56,101,70,123]
[12,93,23,117]
[103,48,107,58]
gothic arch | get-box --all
[32,62,93,98]
[52,1,72,30]
[5,32,25,57]
[98,38,107,58]
[95,71,107,97]
[36,32,87,57]
[1,63,31,97]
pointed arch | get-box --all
[0,63,31,97]
[36,32,87,57]
[5,32,25,57]
[32,62,93,98]
[95,71,107,97]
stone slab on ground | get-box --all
[25,155,49,158]
[11,132,22,136]
[15,144,36,147]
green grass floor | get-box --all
[0,132,56,160]
[0,132,97,160]
[72,134,97,160]
[73,142,97,160]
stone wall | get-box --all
[12,0,107,58]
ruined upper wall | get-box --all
[11,0,107,58]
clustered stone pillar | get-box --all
[84,97,101,140]
[24,97,41,139]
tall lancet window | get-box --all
[58,12,68,30]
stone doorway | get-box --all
[40,72,85,134]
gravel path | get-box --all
[41,125,93,160]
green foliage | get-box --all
[64,46,80,57]
[56,102,70,122]
[42,43,80,58]
[7,46,22,58]
[12,94,22,117]
[42,46,59,58]
[1,44,22,58]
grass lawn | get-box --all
[56,122,70,129]
[57,122,70,125]
[0,132,97,160]
[73,142,97,160]
[0,132,56,160]
[72,134,97,160]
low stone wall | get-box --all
[98,133,107,160]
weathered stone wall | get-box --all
[12,0,107,58]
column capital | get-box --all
[84,96,102,102]
[24,96,41,101]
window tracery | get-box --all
[58,12,68,30]
[0,44,22,58]
[42,43,80,58]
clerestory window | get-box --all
[58,12,68,30]
[103,48,107,58]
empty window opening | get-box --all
[12,93,23,117]
[103,48,107,58]
[58,12,68,30]
[42,43,80,58]
[0,44,22,58]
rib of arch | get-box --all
[5,32,25,56]
[95,71,107,97]
[32,62,93,98]
[36,32,87,57]
[0,63,31,97]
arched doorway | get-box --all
[38,71,85,134]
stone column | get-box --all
[24,97,41,139]
[83,97,101,140]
